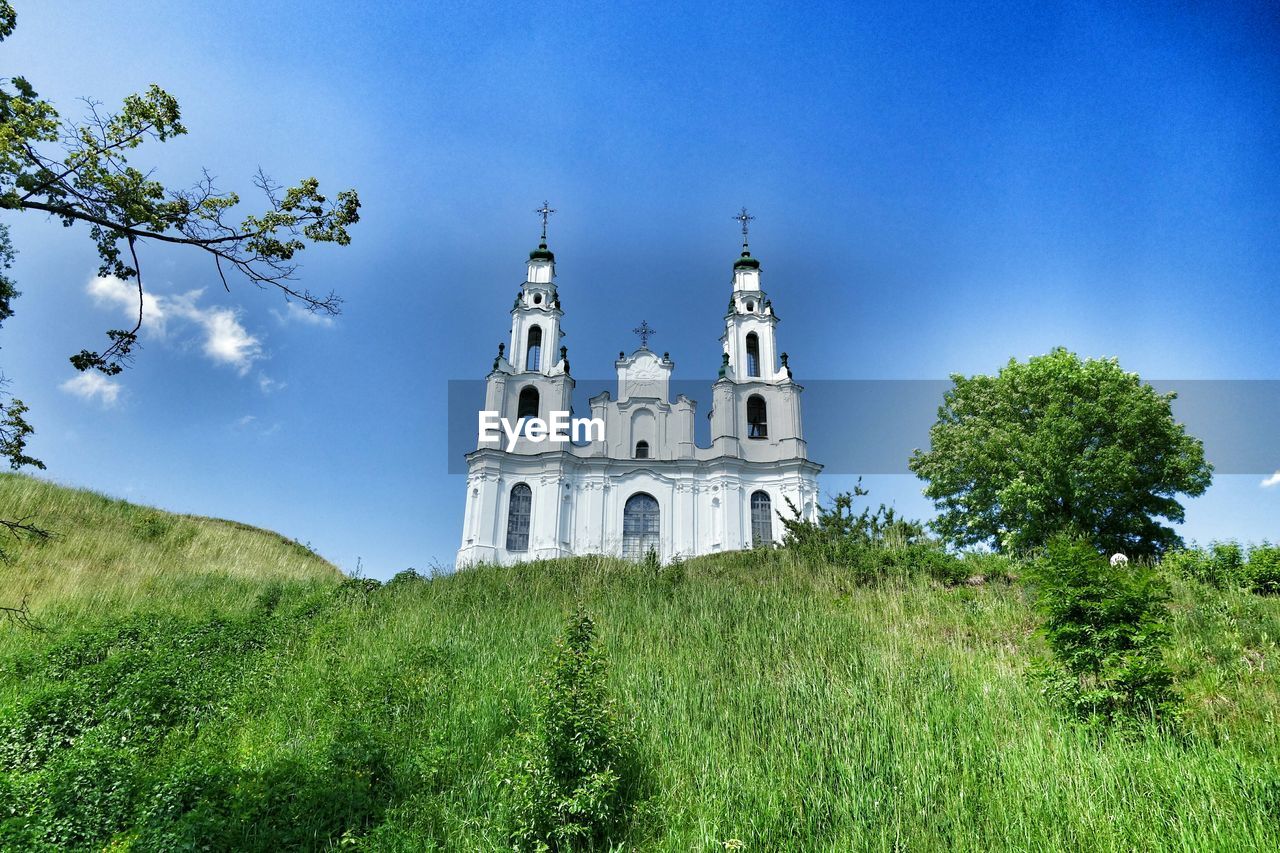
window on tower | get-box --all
[747,394,768,439]
[635,440,649,459]
[506,483,531,551]
[746,332,760,377]
[526,325,543,371]
[517,386,539,421]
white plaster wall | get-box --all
[456,451,820,567]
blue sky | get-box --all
[3,0,1277,578]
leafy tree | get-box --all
[1027,536,1177,724]
[909,348,1212,558]
[0,1,359,538]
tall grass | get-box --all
[0,475,1276,850]
[0,472,339,621]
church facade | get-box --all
[456,213,821,566]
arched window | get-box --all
[747,394,768,438]
[635,440,649,459]
[745,332,760,377]
[526,325,543,372]
[506,483,531,552]
[622,493,660,561]
[751,490,773,546]
[517,386,539,421]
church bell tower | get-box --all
[479,202,574,450]
[710,208,809,463]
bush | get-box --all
[957,551,1019,584]
[780,484,965,585]
[1164,541,1280,594]
[1026,536,1177,724]
[504,606,639,851]
[1250,544,1280,595]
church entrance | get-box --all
[622,492,660,560]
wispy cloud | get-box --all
[257,373,285,394]
[87,275,263,375]
[60,372,122,407]
[273,300,335,328]
[231,413,281,437]
[1263,471,1280,489]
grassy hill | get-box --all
[0,474,1276,851]
[0,473,340,617]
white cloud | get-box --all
[86,276,263,375]
[273,300,334,327]
[87,275,168,335]
[234,414,257,428]
[1262,471,1280,489]
[60,372,122,407]
[197,307,262,374]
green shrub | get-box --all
[1026,536,1177,724]
[504,606,639,851]
[130,513,172,542]
[780,484,966,585]
[39,745,141,849]
[959,551,1019,583]
[1247,544,1280,595]
[1164,541,1280,594]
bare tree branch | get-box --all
[0,594,43,632]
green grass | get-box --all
[0,472,340,619]
[0,474,1276,850]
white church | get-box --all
[456,208,822,566]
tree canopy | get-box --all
[908,348,1212,558]
[0,0,359,476]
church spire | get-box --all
[505,201,564,375]
[732,206,760,271]
[530,200,556,261]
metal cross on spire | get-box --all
[632,320,656,349]
[733,207,755,245]
[535,201,556,241]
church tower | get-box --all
[710,208,809,464]
[479,203,573,453]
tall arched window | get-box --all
[622,493,660,560]
[634,440,649,459]
[745,332,761,377]
[751,490,773,546]
[747,394,768,438]
[517,386,539,420]
[526,325,543,372]
[506,483,531,552]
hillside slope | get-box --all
[0,473,340,618]
[0,476,1276,851]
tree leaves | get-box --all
[0,7,360,377]
[909,348,1213,557]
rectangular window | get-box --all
[506,486,531,551]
